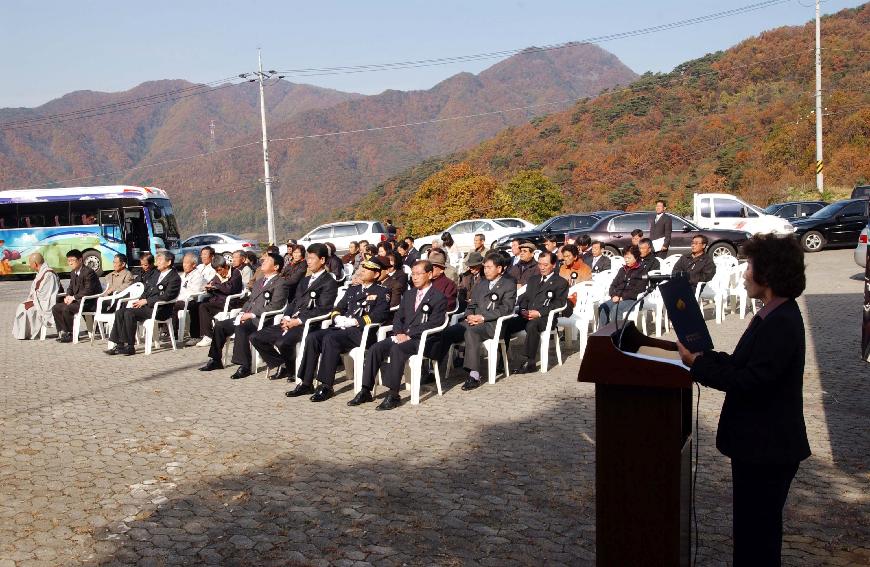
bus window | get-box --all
[147,199,181,248]
[17,201,69,228]
[70,201,99,226]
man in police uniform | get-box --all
[289,258,391,402]
[505,251,569,373]
[437,252,517,390]
[249,244,339,380]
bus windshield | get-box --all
[147,198,181,248]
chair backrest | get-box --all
[610,257,625,270]
[714,255,739,273]
[125,282,145,300]
[343,263,354,278]
[335,286,347,304]
[659,255,681,274]
[402,264,412,275]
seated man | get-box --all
[673,235,717,286]
[626,229,643,252]
[195,255,243,346]
[347,260,448,411]
[379,251,408,311]
[106,251,181,355]
[250,244,339,381]
[233,250,254,289]
[543,236,560,258]
[133,252,155,284]
[436,252,517,391]
[597,245,648,328]
[99,253,134,312]
[195,246,217,283]
[507,241,540,287]
[289,259,391,401]
[576,234,593,264]
[638,237,661,272]
[172,253,207,338]
[506,252,569,373]
[51,249,102,342]
[588,241,611,274]
[426,250,458,310]
[199,252,291,379]
[13,253,60,339]
[457,252,484,312]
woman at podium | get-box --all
[677,234,811,567]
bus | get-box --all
[0,185,181,277]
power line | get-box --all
[274,0,791,77]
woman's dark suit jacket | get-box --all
[690,298,811,464]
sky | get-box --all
[0,0,864,108]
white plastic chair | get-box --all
[212,289,250,323]
[343,321,384,392]
[557,283,598,359]
[177,292,209,345]
[222,303,288,372]
[445,313,516,385]
[71,288,104,344]
[511,304,568,373]
[726,262,758,319]
[92,283,145,344]
[696,264,733,324]
[141,300,178,355]
[290,288,346,381]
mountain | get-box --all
[0,43,637,237]
[347,5,870,230]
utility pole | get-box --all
[257,49,276,245]
[202,208,208,232]
[208,120,216,153]
[814,0,824,193]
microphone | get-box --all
[642,273,673,282]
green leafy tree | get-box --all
[502,170,563,223]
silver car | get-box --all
[171,233,259,264]
[855,225,868,269]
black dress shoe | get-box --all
[309,385,333,402]
[285,383,313,397]
[199,359,224,372]
[420,371,436,385]
[230,367,252,380]
[347,389,373,406]
[376,393,402,411]
[57,334,73,344]
[268,364,289,380]
[106,345,123,355]
[513,361,537,374]
[121,345,136,356]
[461,376,482,391]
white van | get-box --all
[693,193,795,235]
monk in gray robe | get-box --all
[13,253,61,339]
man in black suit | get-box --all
[347,260,448,410]
[437,252,517,391]
[649,199,673,258]
[52,249,102,342]
[290,259,391,402]
[677,235,811,566]
[588,241,611,274]
[250,243,339,381]
[199,252,291,379]
[106,251,181,355]
[505,252,569,374]
[403,236,420,267]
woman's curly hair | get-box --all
[743,234,806,298]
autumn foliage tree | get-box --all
[502,169,564,223]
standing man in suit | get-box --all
[650,200,673,257]
[250,243,340,381]
[403,236,420,267]
[199,252,290,379]
[678,234,810,566]
[52,249,102,342]
[347,260,448,410]
[506,252,569,373]
[437,252,517,391]
[588,241,612,274]
[290,259,392,402]
[106,251,181,355]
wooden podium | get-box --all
[578,321,693,567]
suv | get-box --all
[791,199,870,252]
[569,212,750,258]
[492,213,605,250]
[298,220,387,254]
[851,185,870,200]
[763,201,827,222]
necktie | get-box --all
[414,289,425,310]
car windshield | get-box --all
[492,219,511,227]
[763,204,780,214]
[809,202,845,219]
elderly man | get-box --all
[100,254,134,309]
[638,238,661,272]
[588,241,611,274]
[673,235,717,286]
[195,255,243,346]
[505,251,569,373]
[133,252,155,284]
[457,251,484,312]
[195,246,217,283]
[426,250,458,311]
[51,249,102,343]
[173,253,207,339]
[13,253,61,339]
[507,241,540,287]
[473,233,486,255]
[233,250,253,288]
[106,251,181,355]
[200,252,290,379]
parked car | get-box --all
[170,233,258,265]
[492,213,606,251]
[791,199,870,252]
[855,225,868,269]
[415,219,520,255]
[692,193,795,235]
[493,217,535,230]
[567,211,750,258]
[763,201,827,222]
[297,220,388,255]
[851,185,870,200]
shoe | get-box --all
[347,390,373,406]
[309,385,333,402]
[285,384,313,397]
[121,345,136,356]
[376,393,402,411]
[268,364,289,380]
[461,376,482,391]
[106,345,123,355]
[184,337,200,347]
[57,334,72,344]
[195,337,212,347]
[420,371,435,385]
[199,359,224,372]
[513,361,537,374]
[230,367,252,380]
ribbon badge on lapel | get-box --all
[158,284,165,291]
[308,290,318,309]
[264,290,271,304]
[421,302,431,323]
[570,271,578,281]
[544,289,554,306]
[487,292,498,310]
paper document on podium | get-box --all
[658,276,714,353]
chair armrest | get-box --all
[545,304,567,327]
[302,313,331,330]
[417,314,450,357]
[258,304,288,330]
[222,289,249,311]
[492,313,518,339]
[150,299,177,319]
[76,293,104,314]
[359,322,381,345]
